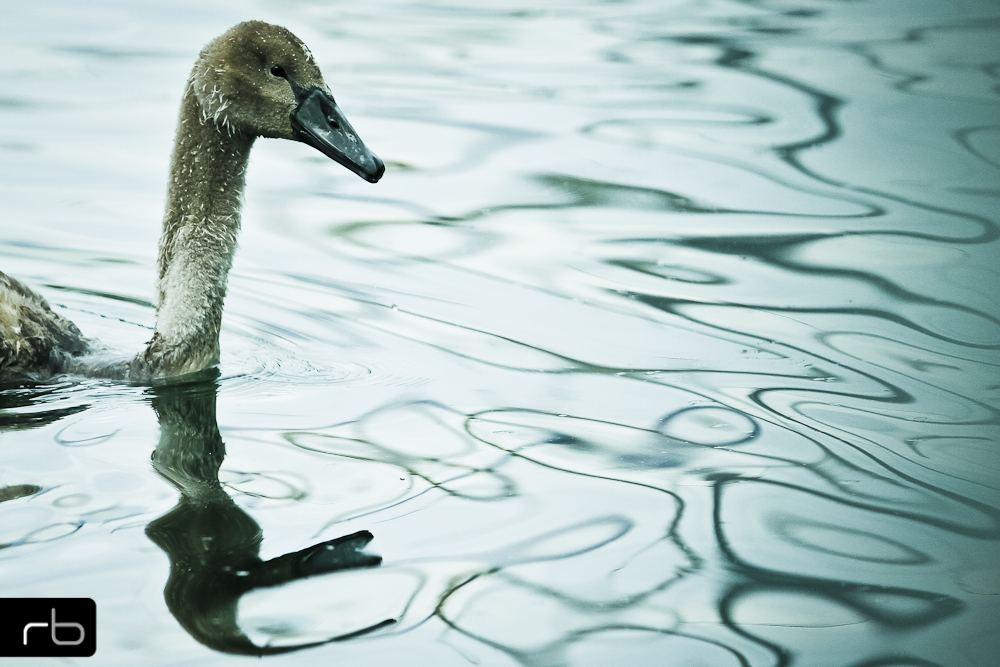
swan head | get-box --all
[192,21,384,183]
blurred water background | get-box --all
[1,0,999,665]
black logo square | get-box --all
[0,598,96,657]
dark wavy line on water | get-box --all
[654,387,998,523]
[750,365,996,428]
[0,400,89,430]
[845,36,928,95]
[800,415,1000,496]
[578,136,893,223]
[849,656,946,667]
[463,408,705,574]
[616,296,1000,534]
[661,297,1000,427]
[638,292,1000,351]
[676,233,1000,327]
[285,403,745,662]
[42,283,154,308]
[750,423,1000,536]
[771,514,931,565]
[675,344,1000,534]
[321,172,886,224]
[954,125,1000,171]
[654,400,926,501]
[849,17,1000,95]
[741,379,1000,536]
[709,477,965,665]
[435,609,755,667]
[669,34,1000,244]
[283,432,517,519]
[495,565,683,615]
[726,469,1000,541]
[633,295,998,424]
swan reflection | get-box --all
[144,374,392,656]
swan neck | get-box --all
[135,83,255,379]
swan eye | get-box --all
[270,64,286,78]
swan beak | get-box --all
[290,88,385,183]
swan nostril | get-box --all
[270,64,286,78]
[326,115,340,129]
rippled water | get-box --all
[2,0,999,665]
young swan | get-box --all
[0,21,383,382]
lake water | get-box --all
[1,0,999,665]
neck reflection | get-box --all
[144,375,391,656]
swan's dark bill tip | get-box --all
[364,156,386,183]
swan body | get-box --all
[0,272,89,377]
[0,21,383,383]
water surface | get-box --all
[1,1,999,665]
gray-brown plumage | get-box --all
[0,271,90,378]
[0,21,383,383]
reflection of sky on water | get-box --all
[1,0,999,665]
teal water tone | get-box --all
[1,1,998,665]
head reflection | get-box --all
[144,373,392,656]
